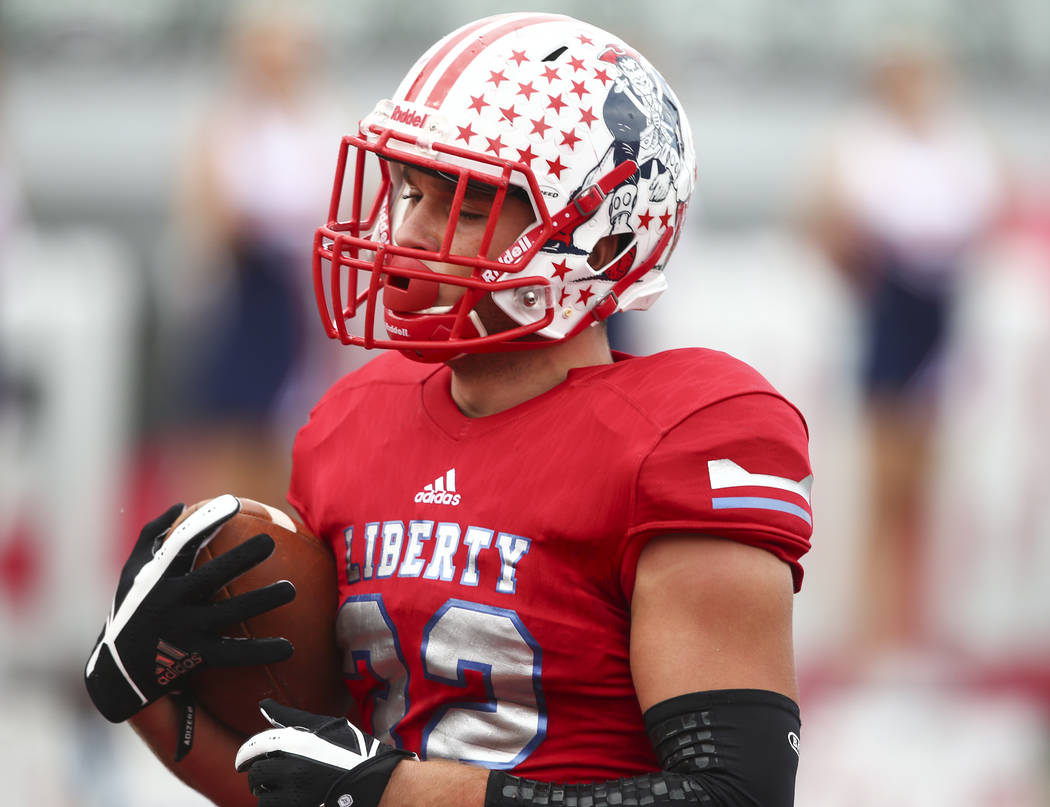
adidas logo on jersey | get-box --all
[415,468,461,506]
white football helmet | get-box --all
[314,12,697,361]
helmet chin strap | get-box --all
[383,303,489,364]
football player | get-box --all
[85,13,813,807]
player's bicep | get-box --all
[629,533,798,712]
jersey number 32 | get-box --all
[338,594,547,768]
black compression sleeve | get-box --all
[485,689,800,807]
[645,689,800,805]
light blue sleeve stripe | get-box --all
[711,496,812,526]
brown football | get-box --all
[169,496,350,736]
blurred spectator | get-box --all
[923,169,1050,674]
[0,148,22,283]
[803,34,1004,663]
[0,34,32,615]
[150,5,343,510]
[0,46,25,283]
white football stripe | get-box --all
[708,459,813,504]
[259,502,295,532]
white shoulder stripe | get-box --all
[708,459,813,504]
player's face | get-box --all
[390,165,536,307]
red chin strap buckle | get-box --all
[590,290,619,322]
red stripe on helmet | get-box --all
[404,15,511,102]
[422,14,566,109]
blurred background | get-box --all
[1,0,1047,804]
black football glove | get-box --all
[85,494,296,723]
[235,699,416,807]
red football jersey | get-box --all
[288,348,812,781]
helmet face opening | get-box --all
[313,129,561,359]
[312,13,697,361]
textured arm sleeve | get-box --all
[485,689,800,807]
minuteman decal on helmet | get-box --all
[313,13,696,359]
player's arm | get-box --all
[630,532,798,706]
[130,696,255,807]
[485,533,801,807]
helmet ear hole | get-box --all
[588,234,632,271]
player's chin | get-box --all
[473,294,518,335]
[445,305,552,372]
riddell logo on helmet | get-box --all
[497,235,533,265]
[391,105,429,128]
[386,324,410,337]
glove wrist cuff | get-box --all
[324,748,415,807]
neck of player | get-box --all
[447,323,613,418]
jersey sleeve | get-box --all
[621,392,813,597]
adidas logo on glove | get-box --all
[155,639,203,685]
[414,469,461,506]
